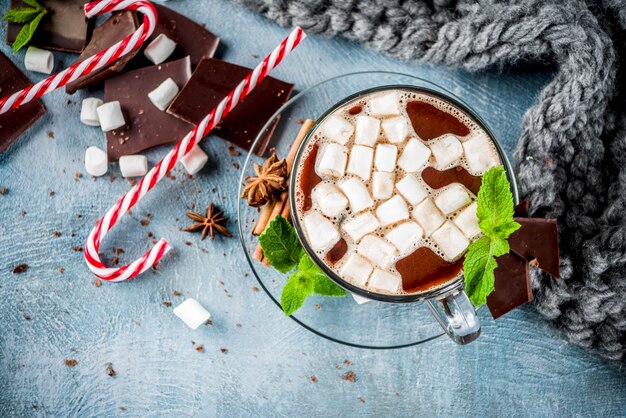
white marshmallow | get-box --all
[346,145,373,181]
[368,269,401,293]
[454,202,481,238]
[432,221,470,261]
[339,178,373,213]
[412,199,445,236]
[302,211,340,253]
[119,154,148,178]
[97,101,126,132]
[148,77,179,111]
[80,98,103,127]
[351,293,372,304]
[434,184,472,214]
[397,138,431,172]
[374,144,397,172]
[342,212,380,242]
[430,134,463,169]
[84,146,108,177]
[354,115,380,147]
[385,222,423,252]
[357,235,396,269]
[144,33,177,65]
[173,298,211,330]
[181,145,208,175]
[317,143,348,178]
[368,91,400,116]
[340,253,373,287]
[312,183,348,218]
[396,174,428,205]
[321,115,354,145]
[372,171,394,200]
[376,195,409,226]
[24,46,53,74]
[463,133,499,175]
[381,116,409,143]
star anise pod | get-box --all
[183,204,232,240]
[240,153,288,207]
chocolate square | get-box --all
[487,252,532,319]
[167,57,294,156]
[510,217,560,279]
[0,51,46,153]
[65,11,139,94]
[104,57,194,160]
[7,0,90,53]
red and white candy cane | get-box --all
[84,27,307,282]
[0,0,157,114]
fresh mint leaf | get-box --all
[281,271,314,316]
[4,8,41,23]
[259,215,302,273]
[464,236,499,306]
[11,9,46,53]
[313,275,346,296]
[20,0,44,10]
[476,166,520,239]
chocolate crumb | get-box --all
[13,264,28,274]
[53,231,61,237]
[251,286,259,292]
[220,348,228,354]
[119,406,126,411]
[106,363,117,377]
[72,246,83,252]
[529,258,540,268]
[0,186,7,195]
[49,191,55,196]
[314,304,321,310]
[173,290,181,296]
[94,279,102,287]
[184,241,193,246]
[23,315,31,320]
[341,371,355,383]
[109,175,116,183]
[358,396,365,404]
[140,220,150,226]
[310,376,318,382]
[114,248,125,255]
[58,267,64,273]
[47,131,55,139]
[111,257,119,266]
[74,172,82,181]
[163,301,172,307]
[296,117,304,124]
[196,345,204,352]
[228,146,240,156]
[205,319,213,326]
[232,162,240,169]
[64,359,77,367]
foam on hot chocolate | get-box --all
[294,89,502,295]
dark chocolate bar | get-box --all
[7,0,90,53]
[104,57,194,160]
[65,11,139,94]
[167,57,294,156]
[510,217,560,278]
[0,51,46,153]
[487,252,532,319]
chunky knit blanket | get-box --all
[234,0,626,363]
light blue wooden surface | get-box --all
[1,1,625,417]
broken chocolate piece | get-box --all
[487,252,532,319]
[104,57,193,160]
[0,51,46,153]
[509,217,560,278]
[65,11,139,94]
[7,0,90,53]
[514,200,529,217]
[167,57,294,156]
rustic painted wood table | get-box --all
[1,1,625,416]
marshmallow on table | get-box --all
[312,183,348,218]
[413,199,445,236]
[317,143,348,178]
[340,253,373,287]
[434,184,472,214]
[454,202,481,238]
[430,134,463,169]
[181,145,208,175]
[463,133,499,175]
[376,195,409,226]
[368,268,401,293]
[354,115,380,147]
[351,292,372,304]
[97,101,126,132]
[386,221,423,252]
[24,46,54,74]
[382,116,409,144]
[144,33,177,65]
[321,115,354,145]
[357,235,396,269]
[432,221,470,261]
[374,144,397,172]
[302,211,340,252]
[396,174,428,206]
[339,178,374,213]
[398,138,431,172]
[173,298,211,330]
[119,154,148,178]
[342,212,380,242]
[372,171,394,200]
[80,98,103,127]
[84,146,108,177]
[148,77,180,111]
[368,91,400,116]
[346,144,374,181]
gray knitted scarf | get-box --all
[234,0,626,364]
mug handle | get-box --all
[425,288,481,345]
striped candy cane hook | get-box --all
[0,0,157,114]
[84,27,307,282]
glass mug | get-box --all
[288,85,519,345]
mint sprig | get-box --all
[4,0,47,53]
[259,215,346,315]
[463,166,520,306]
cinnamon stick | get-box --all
[253,200,276,235]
